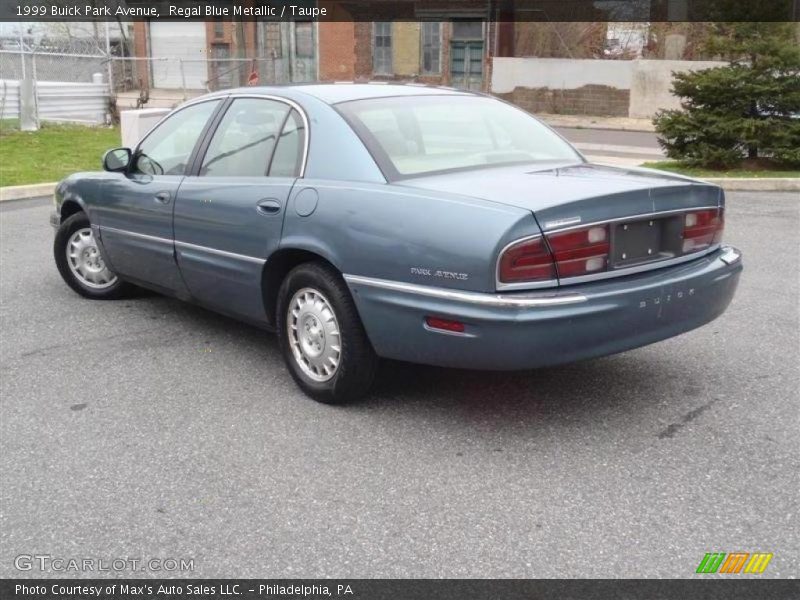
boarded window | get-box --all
[295,22,314,59]
[373,22,393,75]
[452,21,483,40]
[421,22,441,74]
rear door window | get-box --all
[200,98,290,177]
[268,109,306,177]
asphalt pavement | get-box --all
[556,127,665,165]
[0,193,798,578]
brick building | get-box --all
[131,20,319,91]
[131,19,498,92]
[131,5,500,92]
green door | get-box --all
[450,40,484,90]
[257,22,317,84]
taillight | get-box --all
[497,236,556,283]
[546,225,610,278]
[683,208,724,253]
[499,208,724,287]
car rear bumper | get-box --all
[345,246,743,370]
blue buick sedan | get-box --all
[52,84,742,403]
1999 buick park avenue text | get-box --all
[51,84,742,403]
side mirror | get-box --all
[103,147,132,172]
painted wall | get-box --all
[393,22,421,77]
[492,57,633,94]
[628,58,725,118]
[491,57,726,118]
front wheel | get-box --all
[277,262,378,404]
[54,212,133,300]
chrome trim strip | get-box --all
[544,216,582,229]
[719,246,741,265]
[100,226,172,245]
[541,205,721,233]
[344,275,587,308]
[135,93,311,178]
[174,240,266,265]
[100,226,267,265]
[423,323,478,338]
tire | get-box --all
[54,212,134,300]
[277,262,378,404]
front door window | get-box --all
[133,100,220,176]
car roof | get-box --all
[211,82,478,105]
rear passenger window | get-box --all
[269,109,305,177]
[200,98,290,177]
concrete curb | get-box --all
[698,178,800,192]
[0,182,56,202]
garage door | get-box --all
[149,22,208,89]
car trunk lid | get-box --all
[399,163,722,227]
[399,162,724,285]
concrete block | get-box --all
[120,108,171,149]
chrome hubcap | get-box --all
[66,228,117,289]
[287,288,341,383]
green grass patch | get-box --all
[643,161,800,179]
[0,122,120,187]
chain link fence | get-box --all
[0,33,116,130]
[109,56,282,95]
[1,48,289,131]
[0,50,108,83]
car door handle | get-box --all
[154,191,171,204]
[256,199,282,215]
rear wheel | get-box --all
[277,262,378,404]
[54,212,133,299]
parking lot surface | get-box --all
[1,192,798,578]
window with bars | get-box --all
[295,22,314,59]
[213,20,224,39]
[421,22,441,74]
[373,22,393,75]
[263,23,282,58]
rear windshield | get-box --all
[337,95,582,179]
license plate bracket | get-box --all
[611,216,683,268]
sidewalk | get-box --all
[539,113,656,132]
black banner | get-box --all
[2,580,800,600]
[1,0,798,22]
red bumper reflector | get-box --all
[425,316,466,334]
